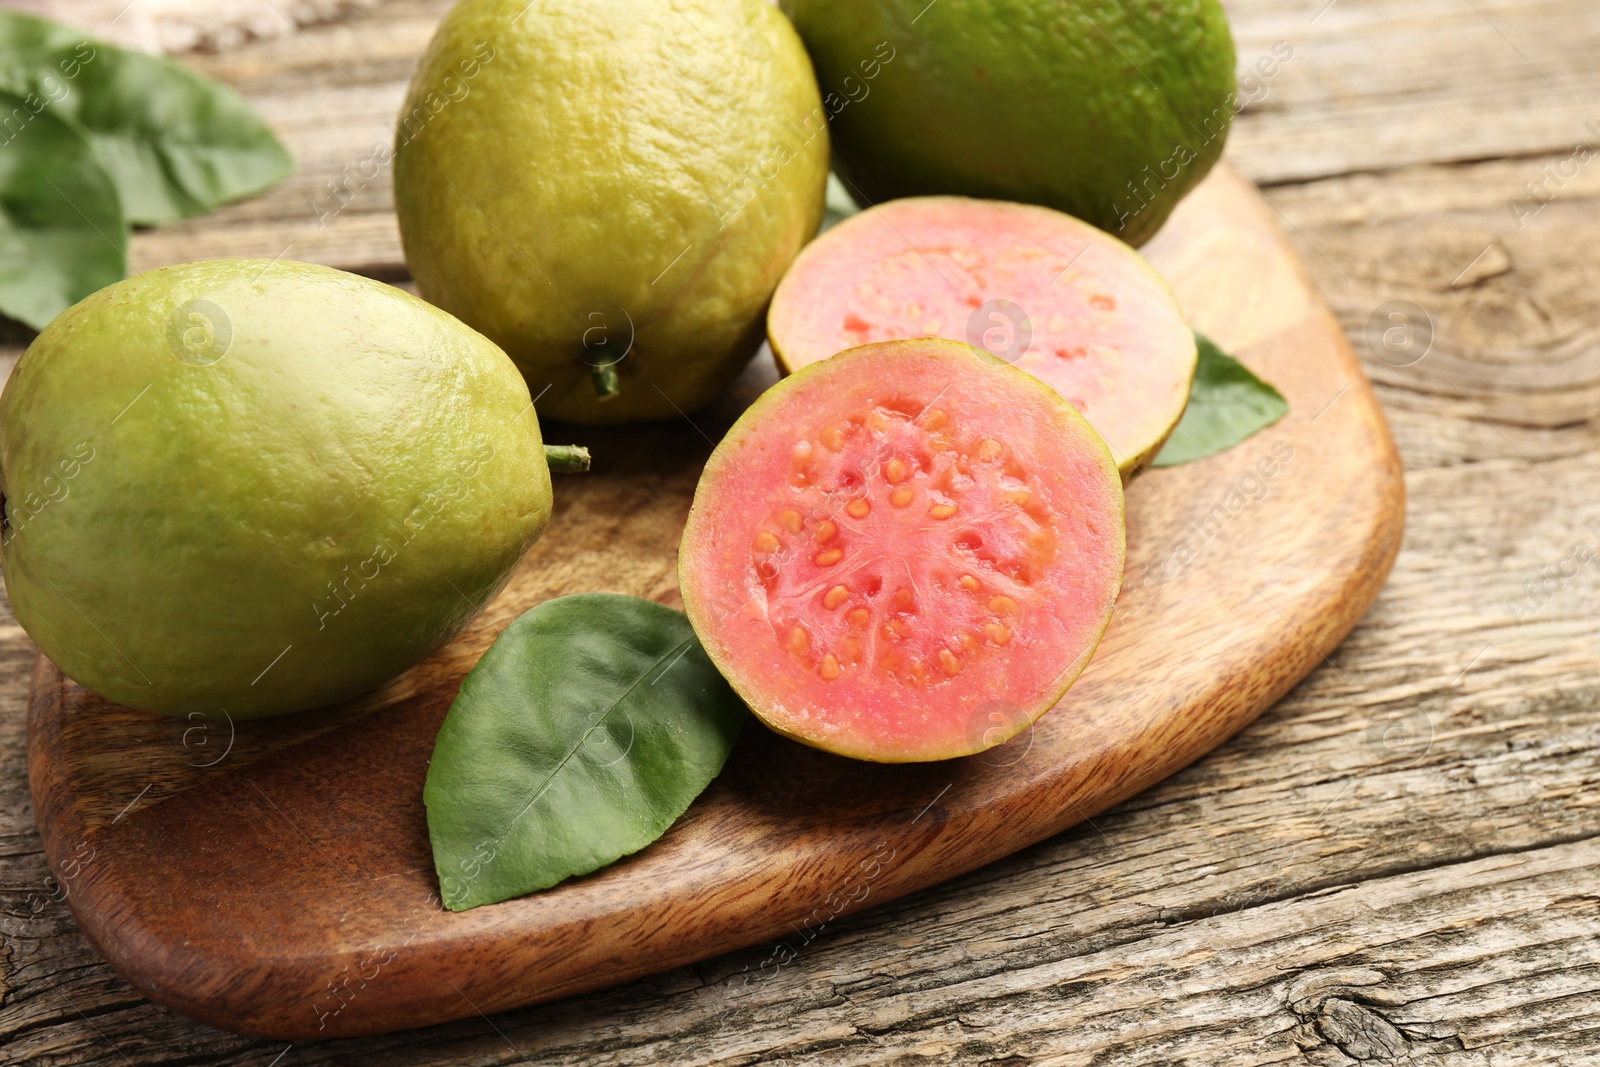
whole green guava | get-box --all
[0,260,561,718]
[781,0,1237,246]
[392,0,829,423]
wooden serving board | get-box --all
[27,166,1403,1040]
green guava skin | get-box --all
[780,0,1237,246]
[393,0,829,424]
[0,260,554,718]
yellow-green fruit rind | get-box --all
[0,260,553,718]
[394,0,829,423]
[781,0,1236,246]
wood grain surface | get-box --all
[25,160,1403,1039]
[2,0,1598,1064]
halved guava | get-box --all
[679,338,1124,762]
[767,196,1198,475]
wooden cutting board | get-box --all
[27,165,1404,1040]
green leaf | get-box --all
[1152,332,1288,467]
[0,12,292,226]
[424,593,748,911]
[0,89,125,330]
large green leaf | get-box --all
[0,89,125,329]
[425,593,748,911]
[1153,332,1288,467]
[0,12,292,225]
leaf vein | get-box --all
[481,634,697,856]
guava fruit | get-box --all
[393,0,829,424]
[0,259,581,719]
[780,0,1236,246]
[679,338,1124,762]
[768,196,1197,475]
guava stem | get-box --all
[544,444,591,473]
[591,363,621,401]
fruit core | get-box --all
[742,397,1060,691]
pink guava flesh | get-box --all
[679,339,1125,762]
[768,196,1197,473]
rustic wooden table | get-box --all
[2,0,1597,1063]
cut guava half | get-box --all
[768,196,1198,475]
[679,338,1125,763]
